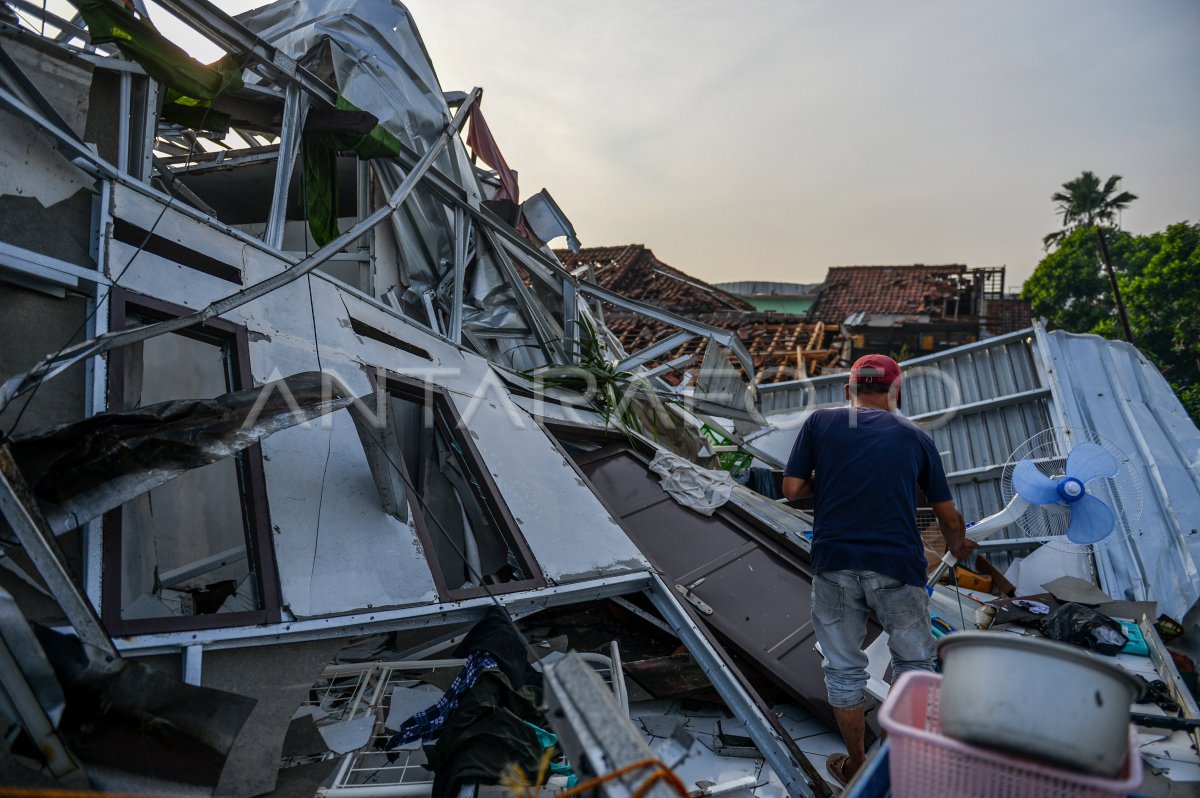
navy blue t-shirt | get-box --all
[784,407,952,587]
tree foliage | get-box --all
[1043,171,1138,250]
[1023,228,1135,333]
[1022,222,1200,423]
[1123,222,1200,386]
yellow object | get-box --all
[954,566,993,593]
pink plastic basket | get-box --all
[878,671,1143,798]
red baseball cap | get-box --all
[849,354,902,408]
[848,354,902,387]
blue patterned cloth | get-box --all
[383,651,499,749]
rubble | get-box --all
[0,0,1198,796]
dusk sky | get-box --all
[188,1,1198,287]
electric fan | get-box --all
[928,427,1142,585]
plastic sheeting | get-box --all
[648,450,734,516]
[238,0,543,348]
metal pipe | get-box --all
[136,78,159,181]
[151,0,338,106]
[150,156,221,217]
[263,83,307,249]
[117,71,131,173]
[561,275,578,363]
[607,640,628,713]
[420,288,443,336]
[0,445,119,669]
[160,545,248,588]
[616,331,696,373]
[182,644,202,686]
[449,206,466,344]
[356,157,373,294]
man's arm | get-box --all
[782,414,817,501]
[931,500,977,561]
[782,476,812,501]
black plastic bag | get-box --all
[1038,602,1128,656]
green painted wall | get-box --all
[748,297,814,315]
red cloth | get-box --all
[466,104,519,204]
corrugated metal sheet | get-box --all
[754,325,1200,618]
[1038,327,1200,619]
[756,330,1049,522]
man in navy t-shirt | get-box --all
[782,354,975,785]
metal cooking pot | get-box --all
[937,632,1141,777]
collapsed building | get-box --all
[0,1,1198,796]
[807,265,1031,360]
[556,246,847,384]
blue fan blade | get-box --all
[1012,458,1061,505]
[1066,494,1116,544]
[1066,442,1119,484]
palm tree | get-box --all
[1043,171,1138,342]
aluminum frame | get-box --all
[262,83,306,249]
[103,571,655,656]
[101,289,282,635]
[369,371,547,602]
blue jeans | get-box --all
[811,569,936,709]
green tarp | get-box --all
[301,98,405,246]
[67,0,242,130]
[69,0,407,247]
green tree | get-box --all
[1023,222,1200,423]
[1043,171,1138,342]
[1023,227,1154,334]
[1122,222,1200,418]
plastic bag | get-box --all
[1038,602,1128,656]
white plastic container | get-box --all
[936,632,1141,777]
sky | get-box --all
[157,1,1199,288]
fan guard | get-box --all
[1000,427,1142,552]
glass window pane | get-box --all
[118,326,259,621]
[387,392,526,591]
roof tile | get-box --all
[810,264,976,322]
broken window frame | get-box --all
[101,289,281,634]
[374,371,545,601]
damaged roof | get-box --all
[553,245,845,381]
[555,245,754,314]
[809,264,979,323]
[605,312,843,384]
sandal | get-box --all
[826,752,859,787]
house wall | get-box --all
[100,181,647,622]
[745,296,813,315]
